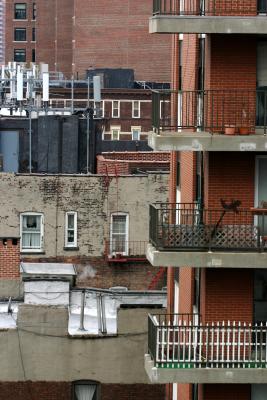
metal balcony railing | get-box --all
[148,313,267,369]
[149,203,267,252]
[105,240,147,262]
[153,0,266,16]
[152,89,267,134]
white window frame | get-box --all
[20,212,44,253]
[65,211,77,248]
[111,125,121,140]
[132,100,140,118]
[131,126,141,140]
[110,212,129,256]
[112,100,120,118]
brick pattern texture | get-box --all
[0,382,165,400]
[0,239,20,279]
[97,152,170,175]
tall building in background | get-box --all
[146,1,267,400]
[0,0,5,63]
[5,0,171,83]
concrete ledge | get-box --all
[149,15,267,34]
[148,131,267,152]
[146,243,267,268]
[145,354,267,384]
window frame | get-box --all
[32,3,36,20]
[132,100,140,118]
[32,27,36,42]
[110,125,121,140]
[131,126,141,141]
[112,100,120,118]
[72,380,100,400]
[20,212,44,253]
[14,3,27,20]
[110,212,129,256]
[14,28,26,42]
[14,48,26,62]
[65,211,78,248]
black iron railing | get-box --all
[149,203,267,251]
[148,313,267,369]
[105,240,147,261]
[153,0,266,16]
[152,89,267,134]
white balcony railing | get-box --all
[148,315,267,369]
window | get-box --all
[112,100,120,118]
[111,126,120,140]
[14,49,26,62]
[94,101,103,118]
[73,381,99,400]
[110,213,129,255]
[32,27,36,42]
[131,126,141,140]
[132,101,140,118]
[14,28,26,41]
[65,212,77,248]
[32,3,36,20]
[20,213,44,252]
[32,48,35,62]
[14,3,27,20]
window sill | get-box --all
[13,19,28,22]
[64,246,79,251]
[13,41,27,43]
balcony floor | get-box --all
[149,131,267,152]
[149,15,267,34]
[145,354,267,383]
[146,243,267,268]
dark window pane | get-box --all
[14,49,26,62]
[15,3,27,19]
[14,28,26,41]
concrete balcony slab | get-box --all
[149,15,267,34]
[145,354,267,384]
[146,243,267,268]
[148,131,267,152]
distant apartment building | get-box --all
[0,0,5,64]
[5,0,171,82]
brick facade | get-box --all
[0,238,20,279]
[97,152,170,175]
[5,0,171,82]
[0,382,165,400]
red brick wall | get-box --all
[22,255,166,291]
[73,0,171,81]
[202,384,251,400]
[97,152,170,175]
[5,0,36,64]
[200,269,253,324]
[0,382,165,400]
[205,152,255,209]
[0,238,20,279]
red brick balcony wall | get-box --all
[205,152,255,210]
[201,384,251,400]
[205,35,257,133]
[200,268,253,324]
[206,0,257,16]
[0,238,20,279]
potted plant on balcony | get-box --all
[239,107,250,135]
[224,125,236,135]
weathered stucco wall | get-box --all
[0,173,168,258]
[0,305,162,384]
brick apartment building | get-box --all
[4,0,171,82]
[145,1,267,400]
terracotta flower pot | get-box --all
[239,127,250,135]
[224,125,236,135]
